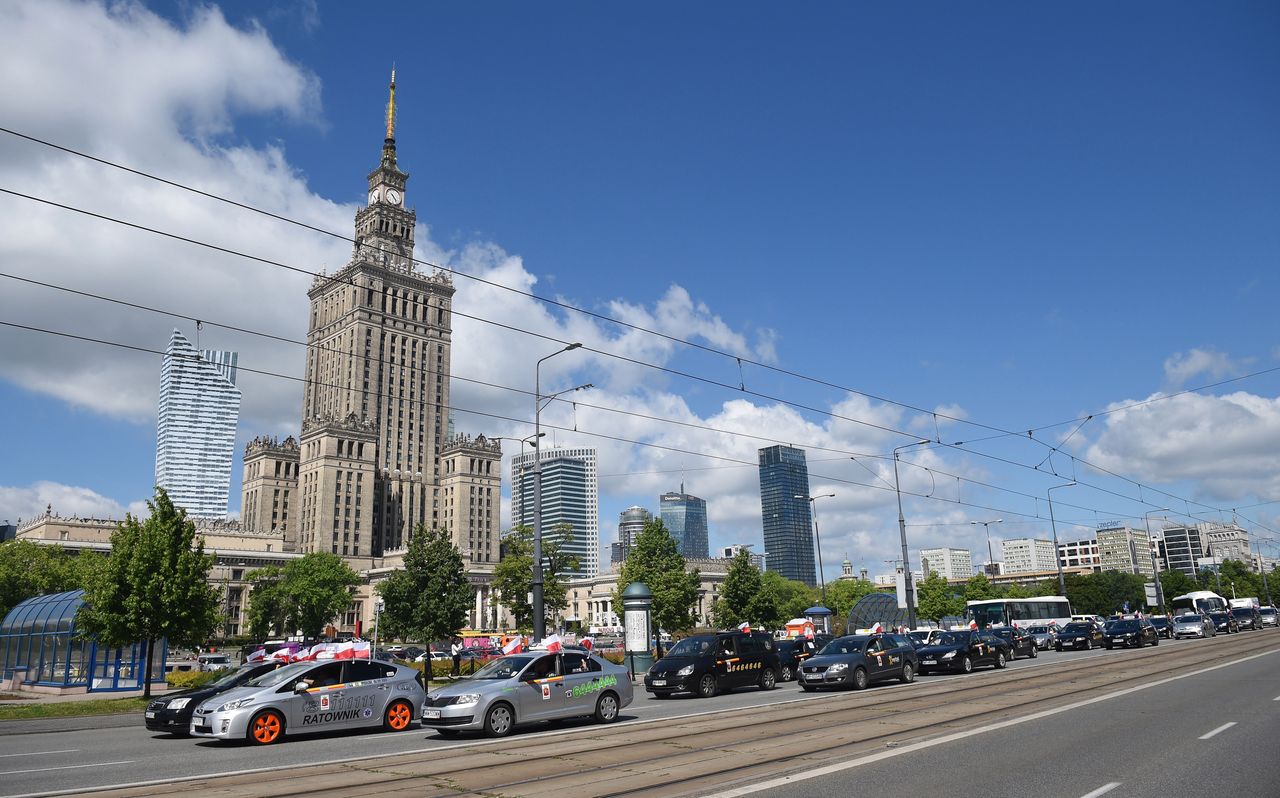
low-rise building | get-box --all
[563,557,734,632]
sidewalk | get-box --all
[0,685,175,705]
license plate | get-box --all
[145,711,155,719]
[651,679,666,686]
[921,660,936,665]
[804,673,823,681]
[424,708,441,720]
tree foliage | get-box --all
[712,549,760,629]
[0,539,103,620]
[916,572,965,622]
[78,488,219,697]
[762,571,818,623]
[493,524,579,631]
[824,578,879,624]
[376,525,472,645]
[1064,571,1146,616]
[1158,569,1200,608]
[245,552,359,639]
[963,573,998,602]
[614,519,700,634]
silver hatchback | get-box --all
[190,658,425,745]
[422,649,633,737]
[1172,614,1215,639]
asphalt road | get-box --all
[0,632,1271,797]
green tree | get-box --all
[713,549,760,629]
[614,519,700,637]
[824,578,879,625]
[963,573,998,602]
[916,572,964,622]
[78,488,219,697]
[245,552,360,638]
[1065,571,1145,616]
[493,524,579,631]
[762,571,818,623]
[376,525,471,649]
[1003,582,1033,599]
[0,540,102,620]
[1158,569,1200,609]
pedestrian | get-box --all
[450,637,462,678]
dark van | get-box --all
[644,631,781,698]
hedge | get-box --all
[165,670,222,689]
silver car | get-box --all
[190,658,425,745]
[1171,613,1215,639]
[422,649,633,738]
[1024,625,1058,650]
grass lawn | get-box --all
[0,696,150,721]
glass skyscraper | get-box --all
[758,445,815,586]
[612,505,652,565]
[661,487,709,559]
[154,329,241,518]
[511,446,599,577]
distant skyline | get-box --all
[1,2,1278,582]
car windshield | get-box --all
[938,632,971,646]
[1231,608,1252,615]
[469,655,535,680]
[1107,621,1138,632]
[818,637,869,655]
[243,661,314,689]
[1060,623,1093,634]
[208,665,268,690]
[907,632,929,644]
[1174,615,1201,623]
[990,629,1013,639]
[665,637,712,658]
[1209,612,1228,620]
[1027,626,1049,634]
[1260,608,1277,616]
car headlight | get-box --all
[214,698,254,712]
[453,693,482,706]
[940,651,956,660]
[676,665,695,676]
[1121,633,1133,638]
[167,698,190,710]
[827,663,848,673]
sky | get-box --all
[1,1,1278,580]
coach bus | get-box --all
[1170,590,1228,615]
[965,596,1073,629]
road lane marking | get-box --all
[0,762,132,776]
[707,647,1280,797]
[1080,783,1121,798]
[0,751,78,759]
[1198,722,1236,740]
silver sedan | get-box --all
[422,650,633,737]
[1172,614,1215,639]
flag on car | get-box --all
[871,622,883,633]
[268,647,293,663]
[542,634,562,653]
[351,640,371,659]
[581,637,594,652]
[969,620,978,630]
[245,648,267,663]
[804,625,815,640]
[332,641,357,660]
[502,637,524,655]
[737,622,751,633]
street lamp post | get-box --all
[1046,482,1077,597]
[532,342,587,644]
[1143,509,1173,613]
[893,439,932,630]
[796,493,835,632]
[971,519,1003,574]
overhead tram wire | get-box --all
[0,318,1181,537]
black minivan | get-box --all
[644,631,781,698]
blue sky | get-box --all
[1,1,1277,576]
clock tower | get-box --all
[355,70,415,265]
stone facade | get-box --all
[240,435,300,547]
[297,414,378,560]
[564,557,735,633]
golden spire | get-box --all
[385,68,397,140]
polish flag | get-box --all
[502,637,524,655]
[351,640,371,659]
[804,626,815,640]
[245,648,267,663]
[581,637,593,652]
[871,622,884,633]
[289,645,313,663]
[333,641,357,660]
[969,620,979,630]
[737,622,751,633]
[544,635,563,653]
[268,647,293,663]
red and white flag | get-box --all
[871,622,884,633]
[581,637,593,652]
[502,637,524,655]
[245,648,267,663]
[737,622,751,633]
[268,647,293,663]
[969,620,979,630]
[541,634,562,653]
[804,625,815,640]
[351,640,371,659]
[288,645,312,663]
[332,641,357,660]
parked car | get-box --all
[907,629,946,648]
[1231,606,1262,631]
[1024,624,1058,650]
[644,630,780,698]
[1148,616,1174,639]
[1055,622,1104,651]
[1102,618,1158,649]
[196,654,233,672]
[1258,606,1278,628]
[1172,613,1215,639]
[916,630,1011,674]
[798,633,918,690]
[1208,611,1239,634]
[146,662,286,735]
[989,626,1038,659]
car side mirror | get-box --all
[294,682,310,694]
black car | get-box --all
[798,633,918,690]
[644,630,781,698]
[145,662,285,734]
[1230,606,1261,631]
[1054,622,1104,651]
[1148,616,1174,639]
[916,630,1011,674]
[990,627,1038,659]
[776,635,832,682]
[1102,618,1158,649]
[1208,611,1240,634]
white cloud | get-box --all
[1162,347,1242,387]
[0,480,145,522]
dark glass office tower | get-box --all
[758,445,815,586]
[661,488,709,559]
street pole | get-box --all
[797,493,835,633]
[533,343,584,644]
[893,439,931,631]
[971,519,1003,574]
[1047,482,1076,597]
[1144,509,1172,613]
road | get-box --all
[1,631,1275,797]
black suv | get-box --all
[1102,618,1158,649]
[645,631,781,698]
[1230,606,1261,631]
[990,626,1039,659]
[1208,611,1240,634]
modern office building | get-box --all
[612,505,652,565]
[920,547,974,580]
[1160,524,1205,578]
[1096,524,1155,576]
[758,445,815,586]
[661,486,709,559]
[512,446,599,577]
[154,329,241,518]
[1058,538,1101,570]
[1001,539,1058,574]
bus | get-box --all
[1170,591,1227,616]
[966,597,1073,629]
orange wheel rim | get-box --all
[253,714,281,742]
[388,702,410,730]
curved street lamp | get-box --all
[1046,482,1077,596]
[970,519,1003,575]
[893,439,932,630]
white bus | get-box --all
[1170,590,1228,615]
[966,596,1073,629]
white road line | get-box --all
[1080,783,1121,798]
[1273,695,1280,701]
[0,762,132,777]
[0,750,78,759]
[706,647,1279,797]
[1198,722,1237,740]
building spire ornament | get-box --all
[381,68,398,169]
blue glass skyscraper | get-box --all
[758,445,815,586]
[661,486,708,559]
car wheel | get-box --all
[960,656,973,674]
[759,668,777,691]
[383,700,414,732]
[698,673,718,698]
[247,709,285,746]
[1029,647,1038,658]
[595,692,620,724]
[780,665,794,682]
[851,667,869,690]
[900,662,915,683]
[483,702,514,738]
[994,651,1007,669]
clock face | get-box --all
[386,189,401,206]
[368,189,379,205]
